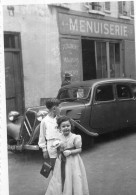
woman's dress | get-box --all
[45,133,89,195]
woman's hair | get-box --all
[57,115,74,130]
[45,98,60,109]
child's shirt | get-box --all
[38,115,60,152]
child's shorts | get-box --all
[47,139,58,158]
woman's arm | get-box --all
[63,147,82,157]
[71,147,82,155]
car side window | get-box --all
[131,84,136,98]
[95,85,114,102]
[116,84,132,99]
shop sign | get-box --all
[58,13,134,40]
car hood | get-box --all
[59,100,86,120]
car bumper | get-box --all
[23,145,39,150]
[8,144,39,151]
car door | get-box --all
[130,83,136,125]
[90,83,118,134]
[115,83,136,128]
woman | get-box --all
[45,115,89,195]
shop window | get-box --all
[4,34,19,49]
[95,85,114,102]
[117,85,132,99]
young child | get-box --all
[38,98,60,169]
[45,115,89,195]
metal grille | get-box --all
[21,111,36,144]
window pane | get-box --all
[96,42,102,78]
[115,43,120,77]
[131,1,134,15]
[4,34,19,49]
[115,43,120,63]
[92,2,101,11]
[96,42,107,79]
[58,87,91,100]
[101,42,107,78]
[117,85,132,99]
[105,2,110,11]
[118,1,123,14]
[109,43,115,78]
[95,85,114,101]
[131,84,136,97]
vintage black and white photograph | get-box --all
[1,0,136,195]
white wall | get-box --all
[3,5,61,107]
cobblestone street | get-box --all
[8,128,136,195]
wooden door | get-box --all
[5,51,24,115]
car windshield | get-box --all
[58,87,91,101]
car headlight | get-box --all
[8,111,20,121]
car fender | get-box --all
[7,116,24,140]
[71,119,98,137]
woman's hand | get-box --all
[63,150,71,157]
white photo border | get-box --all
[0,0,136,195]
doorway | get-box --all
[82,39,96,80]
[4,32,24,115]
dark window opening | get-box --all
[4,34,19,49]
[82,39,96,81]
[92,2,101,11]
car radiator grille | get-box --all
[20,111,36,144]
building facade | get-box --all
[3,2,135,114]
